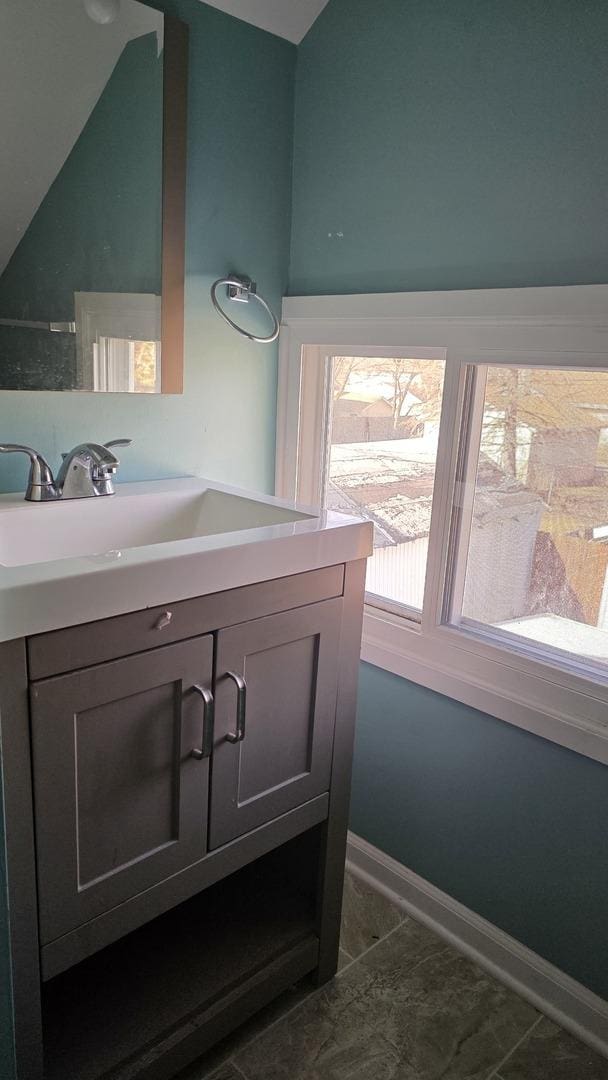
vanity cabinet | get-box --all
[0,559,367,1080]
[31,594,344,945]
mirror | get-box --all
[0,0,187,393]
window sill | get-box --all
[361,604,608,766]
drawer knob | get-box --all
[155,610,173,630]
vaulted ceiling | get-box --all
[199,0,330,44]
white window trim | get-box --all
[276,283,608,766]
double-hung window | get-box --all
[276,285,608,765]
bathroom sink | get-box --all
[0,477,373,642]
[0,483,313,568]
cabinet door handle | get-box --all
[225,670,247,743]
[191,685,214,759]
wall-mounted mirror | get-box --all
[0,0,187,393]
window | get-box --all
[451,366,608,670]
[325,354,445,614]
[276,285,608,765]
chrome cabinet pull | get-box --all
[191,684,214,759]
[155,610,173,630]
[225,670,247,743]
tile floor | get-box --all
[179,871,608,1080]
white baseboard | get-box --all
[346,831,608,1059]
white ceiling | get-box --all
[199,0,330,43]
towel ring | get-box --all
[210,275,280,344]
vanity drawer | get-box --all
[27,563,345,678]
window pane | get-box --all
[458,366,608,667]
[95,337,159,393]
[132,340,159,393]
[325,355,445,611]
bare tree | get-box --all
[481,367,608,490]
[380,359,444,429]
[389,363,417,427]
[332,357,360,400]
[331,355,444,431]
[499,368,520,479]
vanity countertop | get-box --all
[0,476,373,642]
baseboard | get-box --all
[346,831,608,1059]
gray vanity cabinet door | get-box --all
[209,598,342,849]
[31,635,213,945]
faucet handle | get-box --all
[104,439,132,450]
[95,439,132,480]
[0,443,37,458]
[85,439,132,485]
[0,444,57,500]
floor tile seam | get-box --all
[339,906,406,966]
[336,915,409,977]
[231,918,407,1067]
[207,1059,249,1080]
[391,944,453,981]
[484,1013,544,1080]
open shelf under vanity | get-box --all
[42,837,320,1080]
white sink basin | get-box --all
[0,477,373,643]
[0,485,313,568]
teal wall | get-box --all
[291,0,608,997]
[291,0,608,296]
[0,31,162,390]
[352,666,608,997]
[0,0,295,495]
[0,3,295,1074]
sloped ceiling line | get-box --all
[199,0,330,44]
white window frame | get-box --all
[276,284,608,766]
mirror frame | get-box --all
[160,14,188,394]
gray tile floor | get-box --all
[179,872,608,1080]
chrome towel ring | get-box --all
[210,274,280,344]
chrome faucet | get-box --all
[0,439,132,501]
